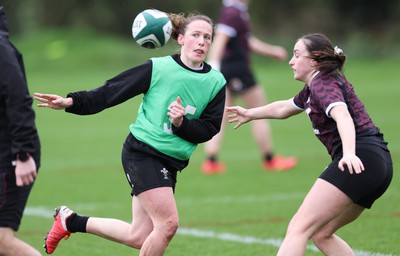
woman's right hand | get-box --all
[34,93,73,110]
[225,106,251,129]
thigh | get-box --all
[289,179,354,237]
[137,187,178,225]
[0,171,33,231]
[314,203,364,238]
[129,195,154,236]
[241,85,267,108]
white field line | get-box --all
[25,206,398,256]
[177,228,398,256]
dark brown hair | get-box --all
[300,33,346,75]
[167,11,215,41]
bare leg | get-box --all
[0,227,42,256]
[277,179,359,256]
[311,204,364,255]
[86,187,178,256]
[86,195,153,248]
[241,85,273,154]
[136,187,178,256]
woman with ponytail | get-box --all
[35,11,225,256]
[226,33,393,255]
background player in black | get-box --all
[202,0,297,174]
[0,5,42,256]
[35,12,226,255]
[226,33,392,255]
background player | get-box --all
[202,0,297,174]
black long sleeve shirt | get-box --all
[0,6,40,169]
[65,54,226,144]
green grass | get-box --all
[13,29,400,255]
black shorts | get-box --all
[0,169,36,231]
[121,134,189,196]
[320,143,393,209]
[221,61,257,94]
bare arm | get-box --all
[207,31,230,70]
[330,105,364,174]
[226,99,301,129]
[248,35,287,61]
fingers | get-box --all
[225,106,237,112]
[16,171,36,187]
[225,107,244,129]
[34,92,69,109]
[34,92,56,101]
[338,161,344,171]
[338,158,365,175]
[167,97,185,119]
[347,164,354,174]
[233,122,242,129]
[353,160,364,174]
[34,93,56,107]
[16,176,23,187]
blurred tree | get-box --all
[1,0,399,56]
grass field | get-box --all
[13,29,399,255]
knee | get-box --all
[284,218,302,237]
[284,217,313,240]
[163,217,179,241]
[124,217,178,249]
[124,225,153,249]
[311,231,331,247]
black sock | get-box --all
[208,156,218,162]
[66,213,89,233]
[264,153,274,162]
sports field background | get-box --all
[14,29,399,255]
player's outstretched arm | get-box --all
[248,36,287,61]
[226,99,302,129]
[34,92,73,110]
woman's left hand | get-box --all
[338,153,365,174]
[168,96,185,127]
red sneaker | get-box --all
[44,206,74,254]
[201,160,226,175]
[263,156,297,171]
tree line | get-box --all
[2,0,399,57]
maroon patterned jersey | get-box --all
[293,72,376,157]
[217,4,251,64]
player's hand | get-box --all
[338,153,365,174]
[15,155,37,187]
[168,96,185,127]
[226,106,251,129]
[273,46,288,61]
[34,93,73,110]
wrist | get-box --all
[66,97,74,107]
[17,152,31,162]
